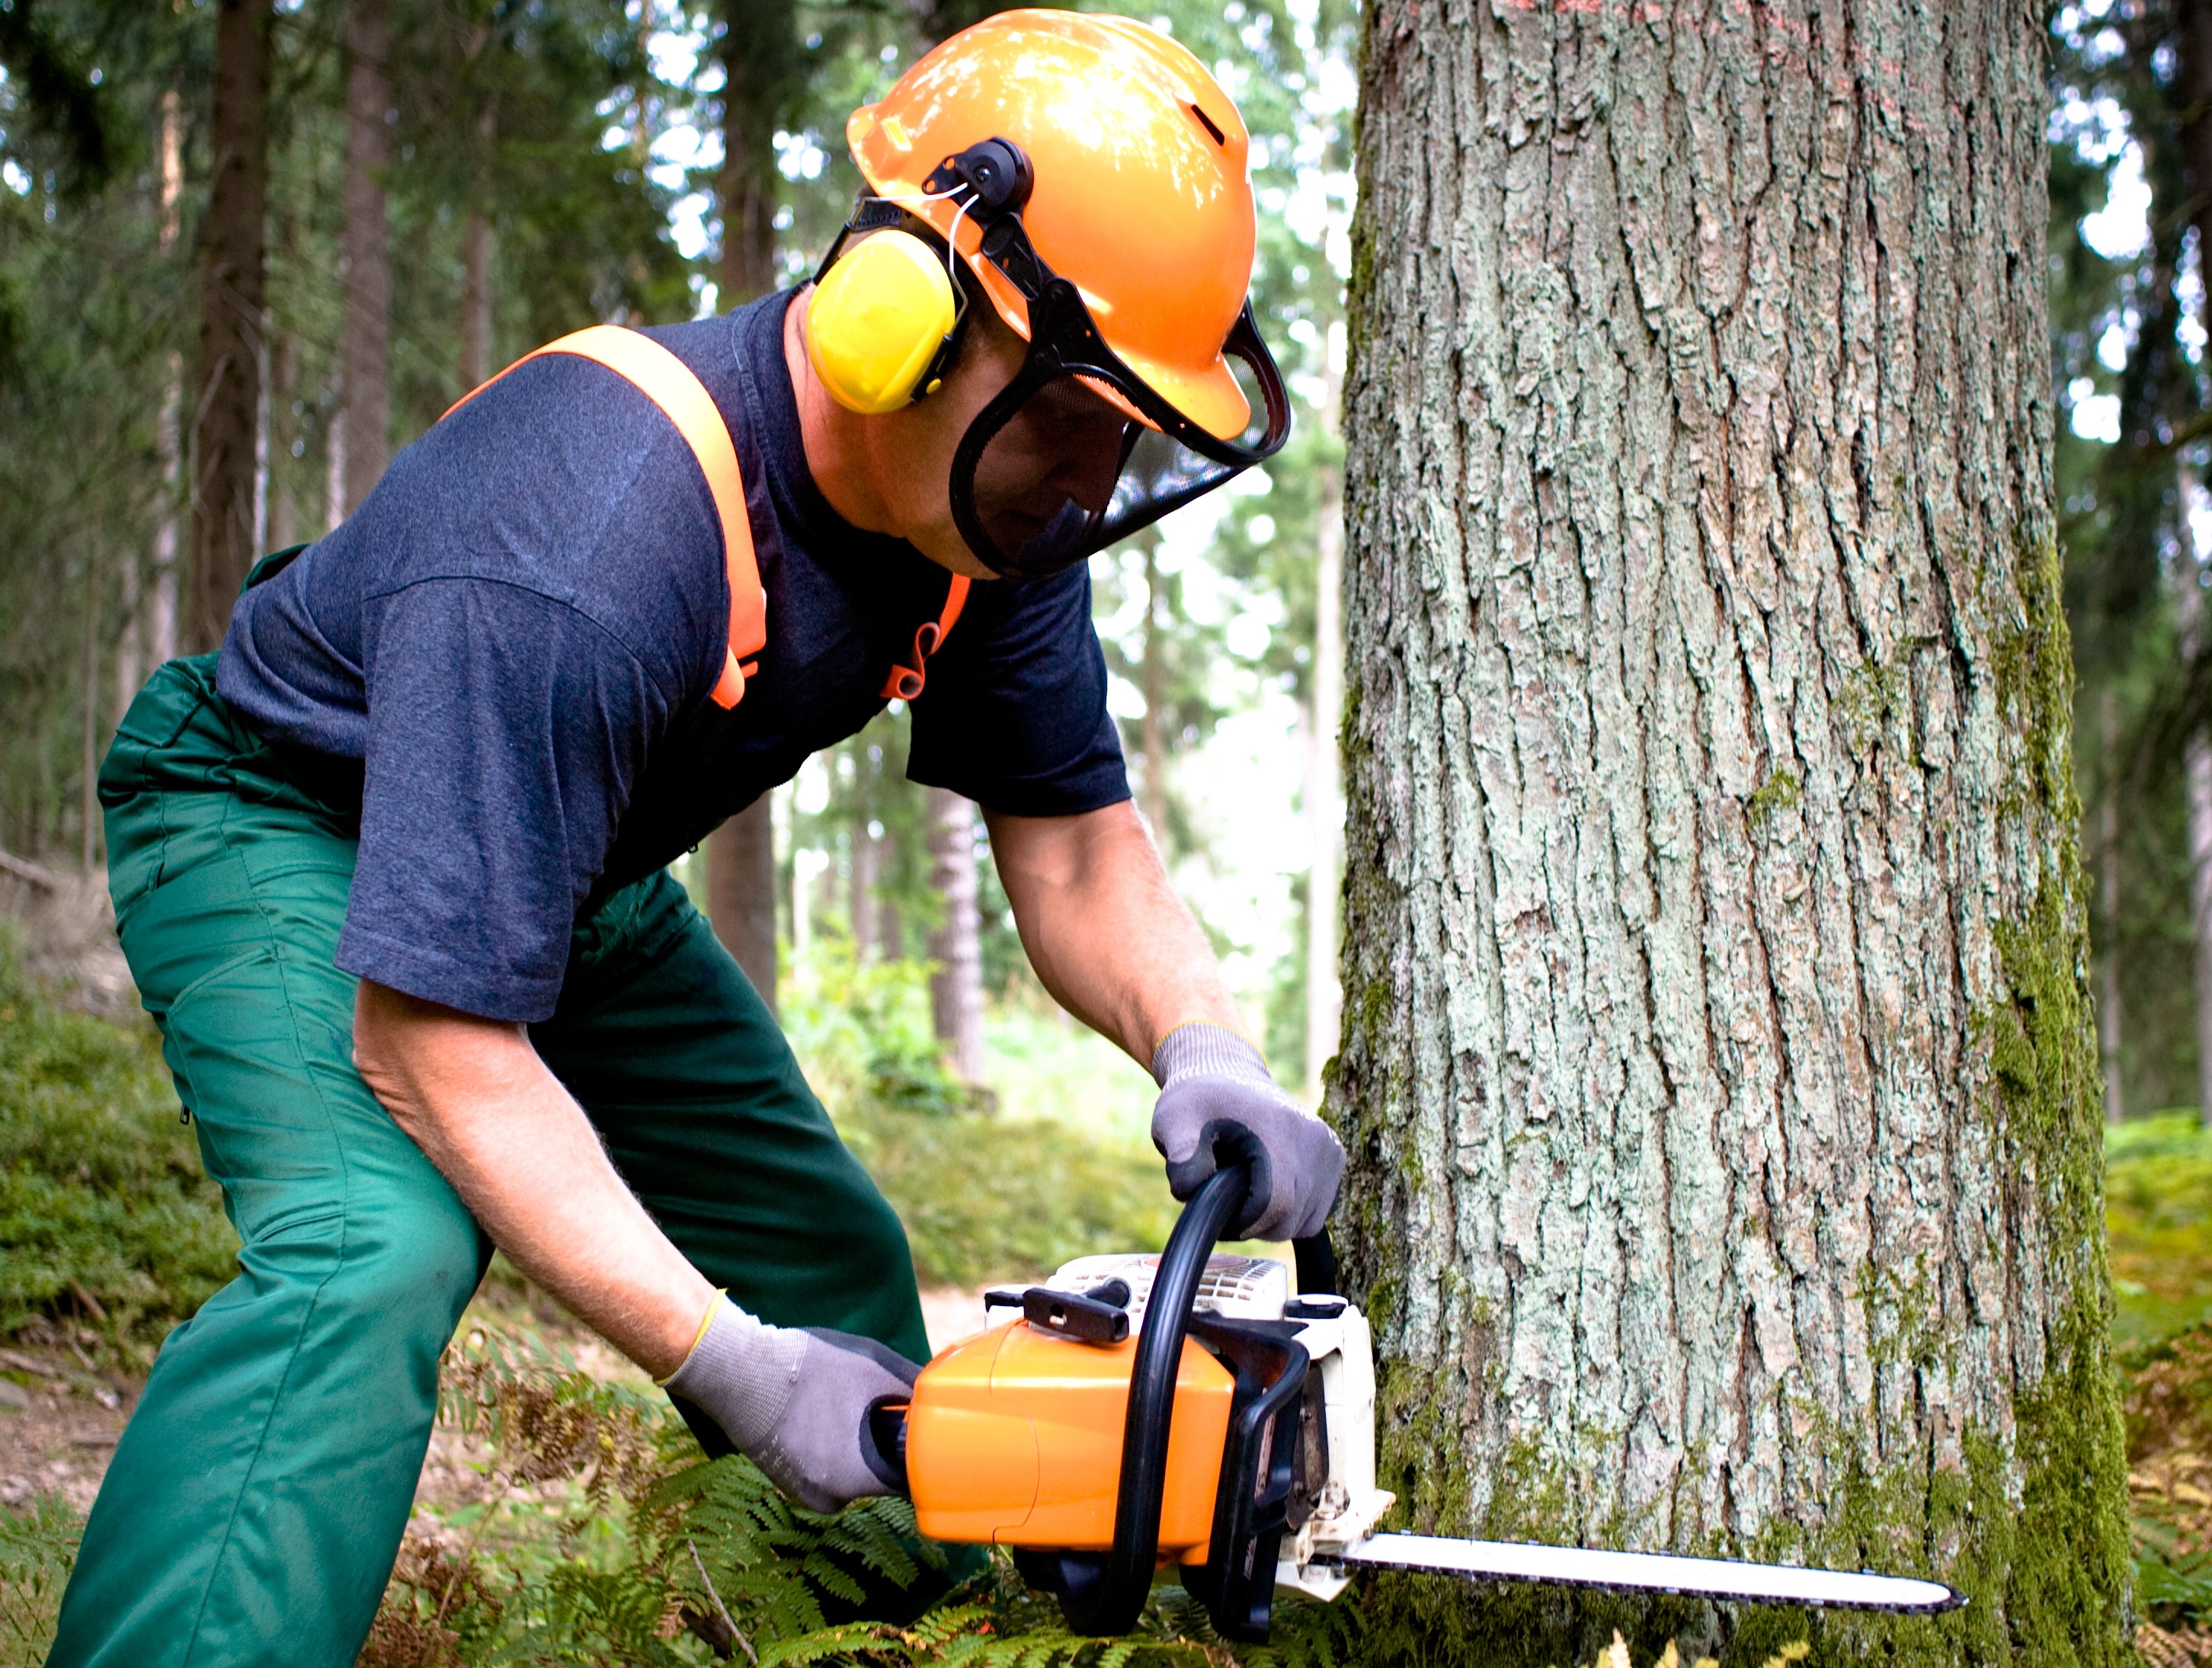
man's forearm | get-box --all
[986,801,1247,1066]
[352,981,714,1378]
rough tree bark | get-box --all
[341,0,392,516]
[703,0,800,1009]
[186,0,273,654]
[927,787,985,1082]
[1333,0,2130,1661]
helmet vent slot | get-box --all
[1189,102,1227,146]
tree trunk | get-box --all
[2095,686,2123,1124]
[186,0,273,654]
[703,0,798,997]
[118,91,187,716]
[459,91,496,395]
[710,798,779,1011]
[2171,15,2212,1132]
[1305,337,1346,1099]
[265,328,297,552]
[341,0,391,517]
[324,375,347,536]
[2180,484,2212,1129]
[1334,0,2130,1660]
[460,209,494,392]
[850,825,877,959]
[1140,537,1169,843]
[2188,725,2212,1125]
[926,787,984,1081]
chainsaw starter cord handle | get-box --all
[1060,1160,1251,1637]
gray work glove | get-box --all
[664,1297,915,1513]
[1150,1023,1345,1241]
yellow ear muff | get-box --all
[806,230,960,415]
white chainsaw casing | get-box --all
[1040,1253,1394,1603]
[1043,1251,1292,1326]
[1275,1298,1396,1600]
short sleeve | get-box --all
[335,579,673,1021]
[905,563,1131,815]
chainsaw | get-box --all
[866,1163,1964,1642]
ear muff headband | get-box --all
[807,140,1034,415]
[806,229,962,415]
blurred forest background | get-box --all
[0,0,1357,1146]
[29,0,2212,1662]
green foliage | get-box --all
[0,934,235,1356]
[2106,1114,2212,1346]
[362,1323,1353,1668]
[779,939,1176,1288]
[0,1494,80,1668]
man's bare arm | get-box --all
[984,799,1245,1064]
[352,981,713,1378]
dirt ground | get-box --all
[0,1286,992,1522]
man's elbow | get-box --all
[351,981,500,1148]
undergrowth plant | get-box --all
[0,935,236,1363]
[0,1496,77,1668]
[362,1322,1365,1668]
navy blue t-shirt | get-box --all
[216,290,1129,1023]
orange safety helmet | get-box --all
[848,10,1260,443]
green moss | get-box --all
[1988,528,2079,827]
[1744,770,1802,834]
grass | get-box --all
[0,934,237,1365]
[2106,1114,2212,1349]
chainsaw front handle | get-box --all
[1050,1161,1253,1634]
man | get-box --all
[47,13,1343,1667]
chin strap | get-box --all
[880,571,971,701]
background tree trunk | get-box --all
[459,59,496,396]
[703,0,799,1007]
[185,0,273,654]
[2096,685,2124,1124]
[1140,536,1170,843]
[926,786,984,1082]
[2178,500,2212,1126]
[1333,0,2130,1659]
[1305,340,1346,1099]
[120,88,187,716]
[710,799,779,1007]
[341,0,391,517]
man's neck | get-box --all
[782,288,900,537]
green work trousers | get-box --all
[46,655,930,1668]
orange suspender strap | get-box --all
[881,573,972,702]
[443,325,765,709]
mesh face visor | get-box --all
[950,277,1289,581]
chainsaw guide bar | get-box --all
[1329,1534,1964,1614]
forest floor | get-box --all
[6,940,2212,1666]
[0,1281,995,1526]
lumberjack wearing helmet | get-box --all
[46,13,1343,1668]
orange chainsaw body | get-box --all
[905,1317,1235,1564]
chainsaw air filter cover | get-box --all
[905,1319,1236,1563]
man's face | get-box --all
[855,292,1129,578]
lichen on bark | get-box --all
[1329,0,2131,1659]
